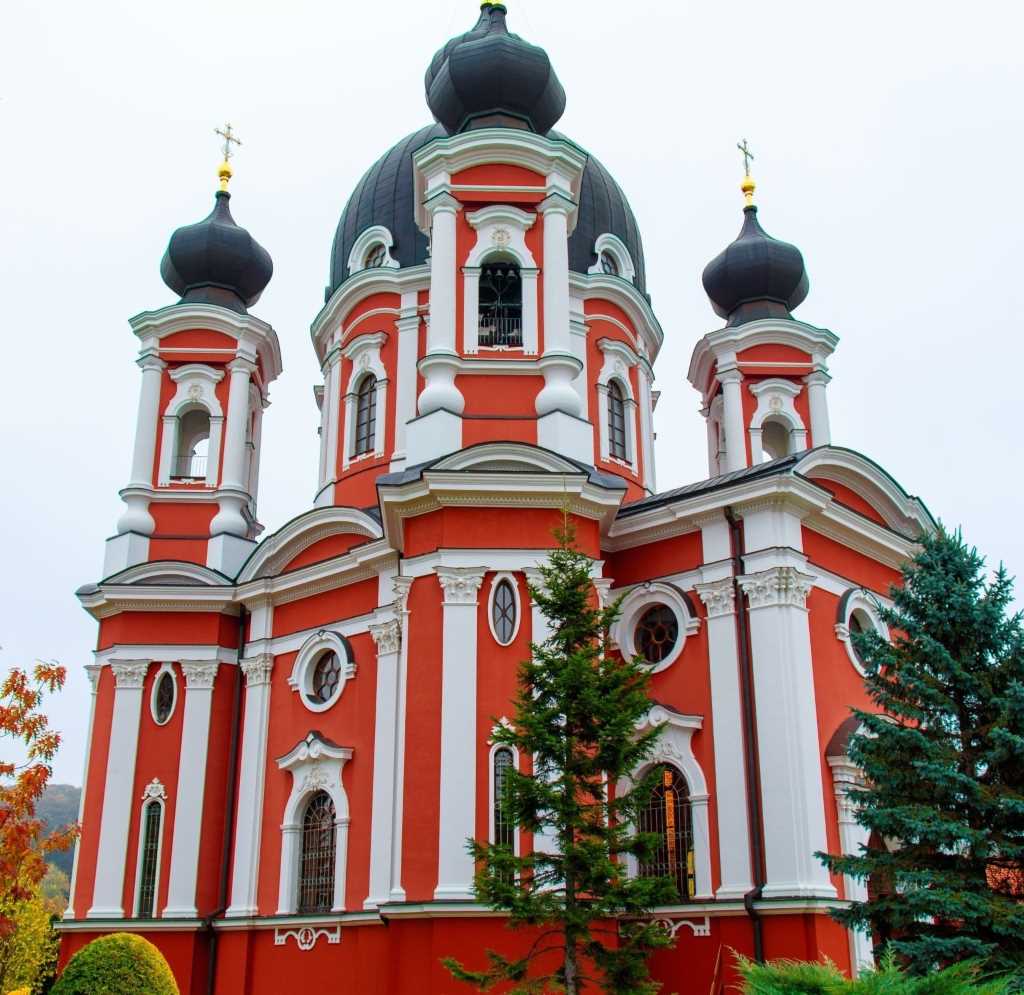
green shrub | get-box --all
[737,952,1012,994]
[51,933,178,995]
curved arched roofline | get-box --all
[98,559,233,588]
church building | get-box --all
[57,4,934,991]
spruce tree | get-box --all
[820,527,1024,977]
[443,525,676,994]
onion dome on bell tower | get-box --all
[701,166,809,327]
[425,1,566,135]
[160,132,273,315]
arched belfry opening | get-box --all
[478,256,522,348]
[760,416,792,461]
[173,407,211,481]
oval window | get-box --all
[635,605,679,665]
[310,651,342,705]
[154,671,175,724]
[492,579,518,645]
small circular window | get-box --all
[310,652,342,704]
[153,670,175,725]
[599,250,619,276]
[836,589,888,676]
[364,243,388,269]
[635,605,679,665]
[492,579,518,646]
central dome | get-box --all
[328,124,647,299]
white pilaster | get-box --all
[434,566,485,900]
[637,361,656,493]
[738,566,836,899]
[163,661,219,918]
[830,757,873,975]
[318,341,341,490]
[226,654,274,917]
[365,618,402,909]
[804,369,832,448]
[88,661,148,918]
[210,357,255,538]
[718,367,747,472]
[389,577,413,901]
[116,353,165,538]
[390,293,421,471]
[65,664,101,919]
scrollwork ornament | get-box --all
[241,654,274,687]
[181,661,219,690]
[111,661,149,690]
[369,619,401,656]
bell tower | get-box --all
[106,138,282,577]
[688,160,837,476]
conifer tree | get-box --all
[444,524,676,994]
[820,527,1024,977]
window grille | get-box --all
[492,580,517,645]
[635,604,679,664]
[364,243,388,269]
[478,261,523,347]
[311,652,342,704]
[493,748,515,850]
[136,800,162,917]
[353,375,377,456]
[600,250,619,276]
[298,791,336,914]
[154,672,175,724]
[608,381,628,461]
[637,764,694,902]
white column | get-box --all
[211,358,255,538]
[434,567,485,900]
[738,566,836,899]
[322,344,342,489]
[389,577,413,901]
[718,367,747,472]
[116,353,165,536]
[804,369,832,448]
[365,618,402,908]
[830,759,873,975]
[88,661,148,918]
[694,576,754,899]
[65,664,101,919]
[637,362,656,493]
[521,270,540,355]
[390,293,421,470]
[226,654,274,917]
[163,661,219,918]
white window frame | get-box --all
[487,573,522,646]
[276,733,354,915]
[463,205,539,355]
[748,379,808,462]
[587,232,636,285]
[149,663,178,726]
[488,731,521,856]
[288,630,357,714]
[132,778,167,918]
[835,588,890,677]
[347,225,400,275]
[612,582,700,675]
[341,332,388,470]
[157,364,225,487]
[596,338,640,468]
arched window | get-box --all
[760,417,791,461]
[353,375,377,457]
[173,408,210,480]
[364,243,388,269]
[637,764,694,901]
[136,800,162,917]
[298,791,336,914]
[493,747,515,850]
[599,250,619,276]
[608,381,628,461]
[478,260,523,347]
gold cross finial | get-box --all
[214,123,242,191]
[737,138,756,207]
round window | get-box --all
[635,605,679,665]
[848,609,873,667]
[310,652,342,704]
[492,579,518,645]
[154,671,175,725]
[599,250,619,276]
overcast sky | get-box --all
[2,0,1022,784]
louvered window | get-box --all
[136,801,162,917]
[637,764,694,901]
[608,381,628,461]
[298,791,336,913]
[354,375,377,457]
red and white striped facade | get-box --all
[58,57,935,995]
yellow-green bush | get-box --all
[51,934,178,995]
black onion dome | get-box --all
[701,205,808,326]
[425,2,566,136]
[160,190,273,314]
[328,126,646,298]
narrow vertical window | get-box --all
[493,747,515,850]
[136,800,162,917]
[637,764,694,901]
[298,791,337,913]
[608,381,628,461]
[492,579,517,645]
[478,260,523,347]
[353,375,377,457]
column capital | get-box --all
[181,660,220,690]
[137,353,166,373]
[110,661,149,689]
[592,578,615,609]
[738,566,815,610]
[393,576,414,614]
[538,192,575,216]
[228,356,257,375]
[425,191,463,216]
[803,369,832,386]
[241,654,274,687]
[369,619,402,656]
[85,663,103,693]
[716,366,743,386]
[436,566,486,605]
[695,577,736,618]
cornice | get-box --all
[569,271,664,363]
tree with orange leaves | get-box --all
[0,662,78,936]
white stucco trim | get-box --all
[341,332,388,470]
[486,572,523,646]
[276,733,354,915]
[748,378,807,462]
[596,338,639,467]
[587,232,636,284]
[288,630,357,713]
[346,225,400,274]
[612,582,700,674]
[131,779,167,918]
[835,588,890,677]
